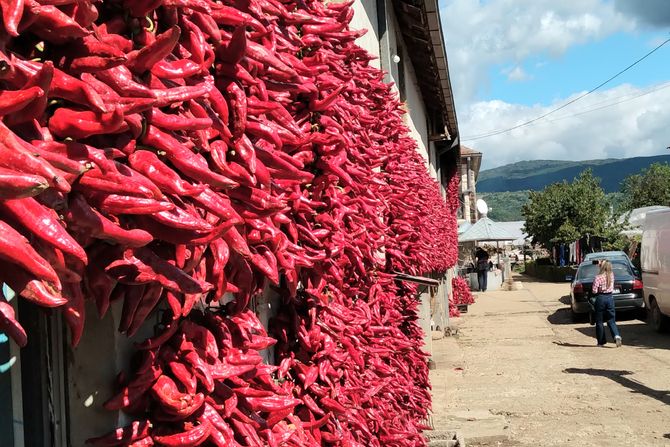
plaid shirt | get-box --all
[592,273,614,294]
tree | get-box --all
[620,162,670,211]
[522,170,611,249]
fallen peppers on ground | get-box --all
[0,0,460,444]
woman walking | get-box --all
[592,260,622,347]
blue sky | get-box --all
[486,31,670,106]
[439,0,670,169]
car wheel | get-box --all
[649,299,669,332]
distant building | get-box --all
[459,145,482,223]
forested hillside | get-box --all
[478,155,670,193]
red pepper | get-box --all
[0,300,27,347]
[152,84,211,108]
[86,420,152,446]
[96,65,155,98]
[0,261,66,307]
[0,219,61,286]
[2,197,87,264]
[0,167,48,199]
[116,247,213,294]
[0,123,70,192]
[0,0,23,36]
[127,26,181,73]
[69,55,127,73]
[14,59,107,112]
[167,361,197,395]
[225,81,247,138]
[148,108,213,132]
[128,150,205,197]
[61,281,85,346]
[210,4,266,32]
[142,126,238,190]
[0,86,43,114]
[150,59,201,80]
[200,404,238,446]
[151,375,204,417]
[49,107,125,139]
[150,206,213,232]
[104,364,161,411]
[91,193,174,215]
[30,5,91,42]
[152,422,211,447]
[127,283,164,337]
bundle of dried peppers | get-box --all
[0,0,460,444]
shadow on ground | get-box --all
[564,367,670,406]
[574,324,670,350]
[547,308,574,325]
[547,304,643,326]
[518,274,570,285]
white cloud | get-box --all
[438,0,670,168]
[440,0,634,107]
[614,0,670,27]
[504,66,532,82]
[460,83,670,169]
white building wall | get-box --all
[350,1,436,182]
[350,0,381,69]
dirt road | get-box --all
[429,275,670,446]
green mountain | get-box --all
[481,191,623,222]
[478,155,670,193]
[480,191,529,222]
[477,155,670,221]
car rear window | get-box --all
[577,262,632,280]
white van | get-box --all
[641,209,670,331]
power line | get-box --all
[546,81,670,122]
[461,37,670,142]
[484,80,670,131]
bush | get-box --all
[524,261,576,282]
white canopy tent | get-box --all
[458,216,518,243]
[458,216,518,286]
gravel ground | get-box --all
[430,274,670,447]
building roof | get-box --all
[460,145,481,157]
[495,221,529,246]
[391,0,459,141]
[458,216,518,242]
[459,145,482,179]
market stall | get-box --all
[458,216,517,291]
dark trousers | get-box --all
[594,293,620,345]
[477,270,487,291]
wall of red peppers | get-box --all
[0,0,461,444]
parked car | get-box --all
[570,259,644,322]
[583,251,629,262]
[583,251,640,277]
[641,209,670,331]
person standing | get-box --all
[591,260,622,347]
[475,247,489,292]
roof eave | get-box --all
[391,0,459,140]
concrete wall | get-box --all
[419,291,433,355]
[66,300,156,445]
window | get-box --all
[0,290,68,447]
